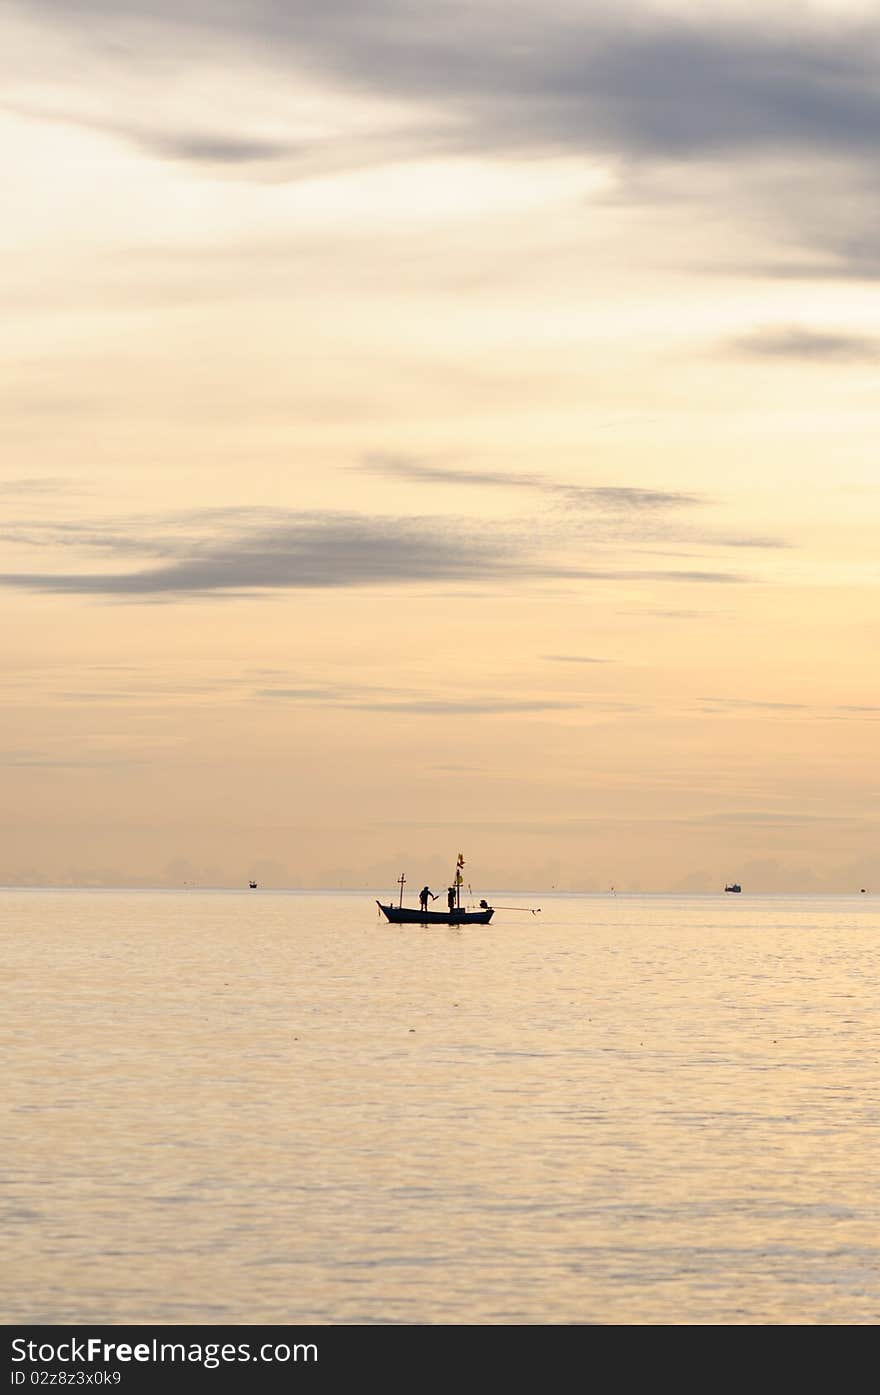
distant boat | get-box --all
[248,880,258,889]
[725,883,742,893]
[377,853,494,924]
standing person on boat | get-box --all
[419,885,436,913]
[447,886,456,913]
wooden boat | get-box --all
[377,901,494,925]
[377,853,494,924]
[725,883,742,893]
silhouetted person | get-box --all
[419,886,436,913]
[447,886,456,913]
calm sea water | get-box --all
[2,888,878,1325]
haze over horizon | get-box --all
[2,1,879,893]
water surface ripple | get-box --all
[3,889,878,1324]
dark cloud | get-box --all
[542,654,609,664]
[19,4,880,166]
[0,521,164,555]
[693,809,860,825]
[0,750,141,767]
[1,97,311,168]
[339,698,579,714]
[140,132,306,165]
[699,698,880,722]
[0,513,512,594]
[2,96,436,183]
[564,485,702,511]
[361,457,788,553]
[57,683,219,701]
[364,456,537,490]
[363,455,701,511]
[0,477,84,495]
[258,687,346,701]
[0,507,747,597]
[714,536,790,549]
[257,685,582,714]
[729,325,880,362]
[639,608,707,619]
[744,251,880,282]
[560,569,742,583]
[702,697,809,712]
[16,4,880,275]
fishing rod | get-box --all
[488,905,542,914]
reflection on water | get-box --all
[2,889,878,1324]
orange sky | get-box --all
[2,1,879,890]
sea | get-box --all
[3,888,878,1326]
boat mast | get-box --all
[455,852,464,909]
[397,872,406,907]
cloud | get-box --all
[257,684,584,716]
[0,507,747,597]
[713,536,790,549]
[542,654,610,664]
[699,697,880,721]
[362,454,702,511]
[701,696,809,712]
[2,92,311,164]
[361,456,787,554]
[364,456,537,490]
[135,131,306,165]
[13,3,880,278]
[257,683,583,714]
[0,750,141,768]
[19,4,880,168]
[2,91,441,187]
[257,687,345,702]
[340,698,578,714]
[632,607,726,623]
[691,809,862,826]
[729,325,880,362]
[0,513,511,594]
[0,477,85,496]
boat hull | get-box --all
[377,901,494,925]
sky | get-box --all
[2,0,879,892]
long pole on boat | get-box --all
[493,906,542,914]
[398,872,406,908]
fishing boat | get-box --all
[378,902,494,925]
[377,854,495,924]
[725,883,742,893]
